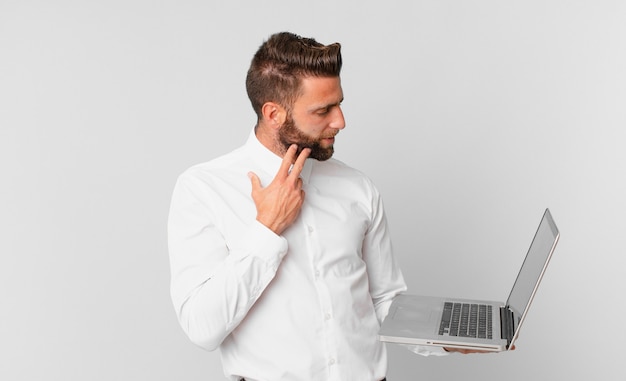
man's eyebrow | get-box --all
[313,98,344,111]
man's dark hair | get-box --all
[246,32,342,120]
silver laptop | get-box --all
[379,208,560,352]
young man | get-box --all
[168,32,444,381]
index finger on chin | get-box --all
[289,147,310,178]
[277,144,298,179]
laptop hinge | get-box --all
[499,306,515,348]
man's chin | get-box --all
[283,139,334,161]
[309,146,334,161]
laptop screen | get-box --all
[506,209,559,328]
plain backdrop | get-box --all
[1,1,625,380]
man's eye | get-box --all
[317,108,330,115]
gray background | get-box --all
[2,1,625,380]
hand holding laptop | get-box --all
[379,209,559,352]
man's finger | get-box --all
[276,144,298,179]
[289,147,310,179]
[248,171,262,190]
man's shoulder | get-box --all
[177,145,249,184]
[187,145,247,172]
[314,157,379,193]
[318,157,371,180]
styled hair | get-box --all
[246,32,342,119]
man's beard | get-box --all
[278,115,335,161]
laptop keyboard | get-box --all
[439,302,493,339]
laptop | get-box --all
[379,208,560,352]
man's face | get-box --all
[278,76,345,161]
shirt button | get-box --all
[315,270,320,277]
[325,313,331,320]
[329,358,336,365]
[307,225,314,233]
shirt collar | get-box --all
[245,128,313,184]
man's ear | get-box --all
[261,101,287,129]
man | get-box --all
[168,32,445,381]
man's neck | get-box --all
[255,123,287,158]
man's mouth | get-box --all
[321,132,338,141]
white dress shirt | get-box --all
[168,129,409,380]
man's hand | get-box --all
[248,144,310,235]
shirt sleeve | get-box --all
[362,180,449,357]
[361,179,407,325]
[167,172,287,351]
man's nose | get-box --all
[331,106,346,130]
